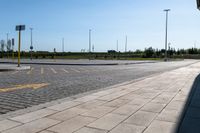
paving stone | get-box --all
[48,107,87,121]
[97,91,129,101]
[48,116,96,133]
[0,119,21,132]
[166,100,185,111]
[88,113,127,130]
[140,102,166,113]
[103,99,129,107]
[109,123,145,133]
[39,130,54,133]
[74,127,108,133]
[10,109,57,123]
[143,120,176,133]
[81,106,115,118]
[112,104,140,116]
[77,99,107,110]
[74,95,99,102]
[2,118,60,133]
[128,98,151,106]
[47,101,82,111]
[125,111,157,127]
[156,109,181,123]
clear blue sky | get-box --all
[0,0,200,52]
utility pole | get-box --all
[164,9,170,61]
[125,36,127,52]
[6,33,9,58]
[30,28,33,60]
[89,29,91,53]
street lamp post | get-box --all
[164,9,170,61]
[89,29,91,53]
[30,28,33,60]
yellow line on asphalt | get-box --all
[41,67,44,74]
[0,83,49,93]
[50,68,57,74]
[62,68,69,73]
[27,68,34,75]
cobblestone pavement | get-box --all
[0,60,200,133]
[0,60,198,114]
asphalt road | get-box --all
[0,59,198,114]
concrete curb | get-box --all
[0,61,157,66]
[0,65,30,71]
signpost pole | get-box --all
[18,31,21,67]
[12,38,14,61]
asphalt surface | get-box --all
[0,59,198,114]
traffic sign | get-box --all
[16,25,25,31]
[12,38,14,46]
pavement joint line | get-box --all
[71,68,80,73]
[50,68,57,74]
[11,71,19,75]
[27,67,34,75]
[62,68,69,73]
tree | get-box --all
[7,39,12,52]
[1,40,5,52]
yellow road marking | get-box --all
[41,67,44,74]
[0,83,49,93]
[71,68,80,73]
[50,68,57,74]
[62,68,69,73]
[27,68,34,75]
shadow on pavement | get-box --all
[175,74,200,133]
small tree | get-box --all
[1,40,5,58]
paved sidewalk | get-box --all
[1,62,200,133]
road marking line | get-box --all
[79,68,89,72]
[71,68,80,73]
[27,68,34,75]
[41,67,44,74]
[62,68,69,73]
[50,68,57,74]
[12,71,19,74]
[0,83,49,93]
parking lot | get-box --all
[0,60,198,114]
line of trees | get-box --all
[1,46,200,59]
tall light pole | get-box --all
[6,33,9,58]
[30,28,33,60]
[62,38,64,52]
[125,35,127,53]
[164,9,170,61]
[117,40,118,52]
[89,29,91,53]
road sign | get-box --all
[12,38,14,46]
[197,0,200,9]
[16,25,25,31]
[16,25,26,67]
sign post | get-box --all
[15,25,25,67]
[12,38,14,60]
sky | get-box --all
[0,0,200,52]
